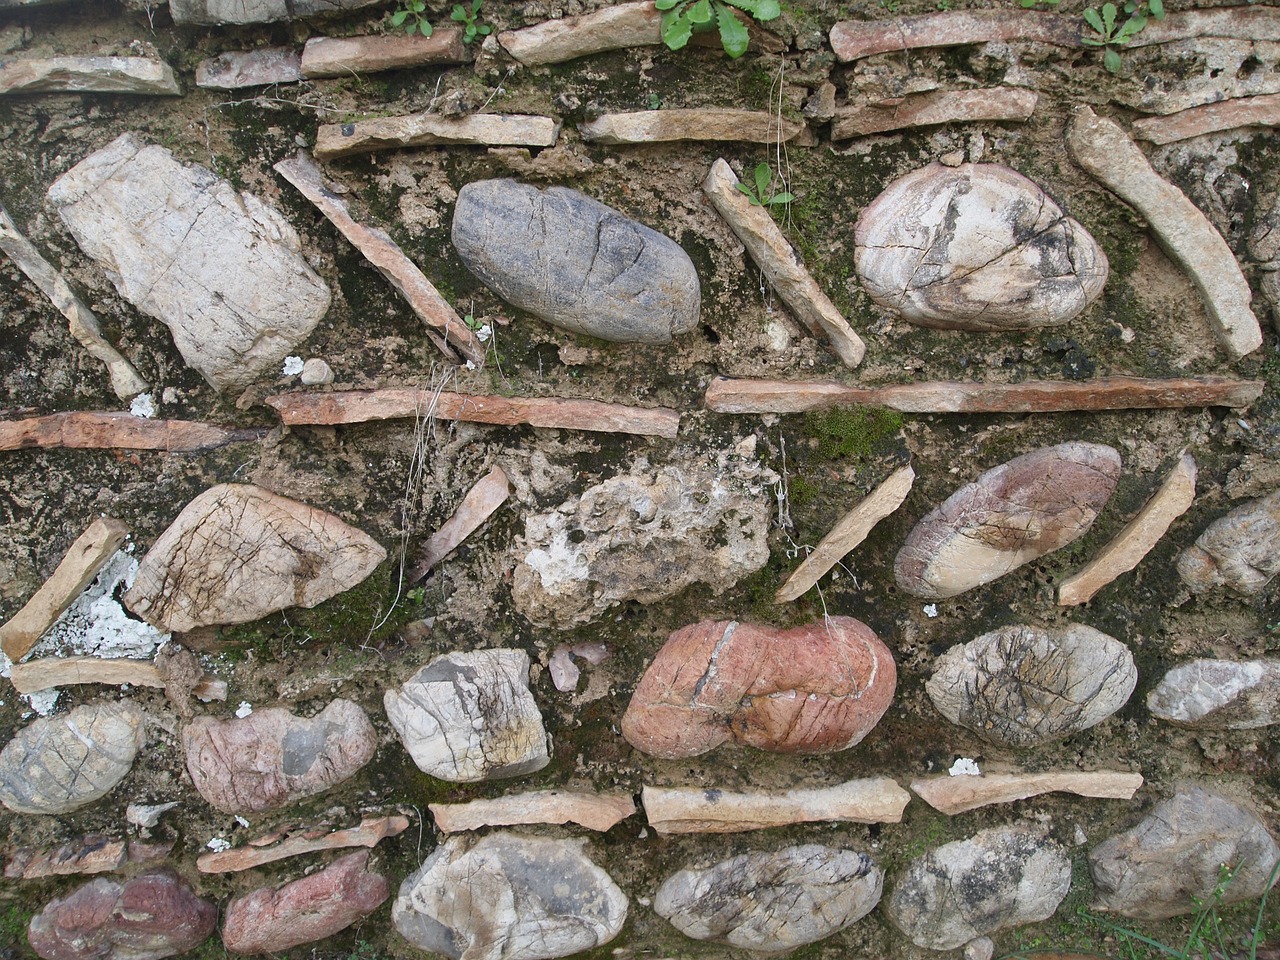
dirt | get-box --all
[1,0,1279,957]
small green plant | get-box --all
[647,92,663,110]
[655,0,780,59]
[878,0,901,11]
[451,0,492,43]
[737,162,794,208]
[1082,0,1164,73]
[390,0,433,36]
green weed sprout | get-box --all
[390,0,433,36]
[1082,0,1164,73]
[655,0,780,59]
[737,162,794,209]
[451,0,492,43]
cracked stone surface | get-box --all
[0,701,145,815]
[655,844,883,952]
[385,649,549,783]
[47,133,331,391]
[1147,658,1280,729]
[895,442,1121,599]
[182,699,376,814]
[392,832,628,960]
[28,870,217,960]
[1090,788,1280,919]
[621,617,896,759]
[451,178,700,343]
[1176,489,1280,596]
[510,454,773,629]
[926,623,1136,747]
[124,483,386,633]
[885,825,1072,950]
[853,163,1108,331]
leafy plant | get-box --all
[1082,0,1164,73]
[390,0,433,36]
[451,0,492,43]
[737,161,794,208]
[655,0,780,59]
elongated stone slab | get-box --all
[498,1,661,65]
[315,113,560,160]
[430,790,636,833]
[1068,106,1262,359]
[170,0,382,25]
[0,57,180,96]
[4,835,172,880]
[911,770,1143,815]
[301,30,466,78]
[408,466,509,582]
[1127,6,1280,46]
[1059,452,1197,605]
[0,412,265,452]
[197,815,410,873]
[581,109,804,145]
[1131,93,1280,145]
[641,778,910,834]
[703,158,864,367]
[195,48,302,90]
[830,10,1081,62]
[832,88,1038,139]
[10,656,225,701]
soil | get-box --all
[1,0,1279,957]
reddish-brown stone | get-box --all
[621,617,896,759]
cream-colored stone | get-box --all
[498,2,660,65]
[301,30,465,78]
[430,790,635,833]
[911,770,1143,815]
[641,778,910,834]
[408,466,509,581]
[315,113,559,160]
[581,110,804,145]
[832,88,1037,139]
[0,57,179,95]
[197,815,409,873]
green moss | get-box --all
[803,407,904,461]
[0,902,31,947]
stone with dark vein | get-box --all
[926,623,1136,747]
[1176,489,1280,596]
[1147,658,1280,729]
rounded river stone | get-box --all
[1176,489,1280,596]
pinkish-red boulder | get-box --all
[28,870,216,960]
[621,617,896,759]
[222,850,389,954]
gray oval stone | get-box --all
[0,701,145,815]
[926,623,1136,747]
[451,178,700,343]
[1147,658,1280,729]
[1177,489,1280,596]
[655,844,882,952]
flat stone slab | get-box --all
[831,10,1081,62]
[0,412,265,452]
[642,778,910,834]
[1176,489,1280,595]
[197,814,409,873]
[195,48,302,89]
[911,770,1143,815]
[1147,658,1280,729]
[581,109,804,145]
[301,30,466,78]
[170,0,382,25]
[498,1,661,66]
[832,88,1038,139]
[430,790,636,833]
[0,57,180,95]
[315,113,560,160]
[1131,92,1280,144]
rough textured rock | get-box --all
[384,649,549,783]
[854,163,1108,331]
[655,845,883,952]
[886,825,1072,950]
[222,851,389,954]
[1147,659,1280,729]
[1090,789,1280,919]
[1131,92,1280,145]
[927,624,1136,747]
[511,456,772,628]
[315,114,560,160]
[194,48,301,89]
[125,484,385,632]
[197,815,409,874]
[0,701,145,815]
[642,778,910,834]
[832,88,1038,139]
[452,179,700,343]
[911,770,1143,815]
[28,870,217,960]
[300,30,465,78]
[430,790,635,833]
[498,1,661,65]
[48,134,331,392]
[830,10,1081,62]
[392,833,627,960]
[0,57,180,95]
[182,699,377,814]
[170,0,382,25]
[580,109,804,145]
[621,617,896,758]
[895,442,1121,599]
[1176,490,1280,596]
[5,835,172,880]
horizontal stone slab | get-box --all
[642,778,910,834]
[498,1,661,66]
[300,30,466,78]
[911,770,1144,815]
[170,0,381,25]
[581,109,804,145]
[1131,93,1280,145]
[832,88,1038,139]
[0,57,180,95]
[315,113,560,159]
[430,790,636,833]
[195,48,302,89]
[198,815,410,873]
[0,412,266,452]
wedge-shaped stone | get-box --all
[911,770,1143,815]
[622,617,896,758]
[48,134,331,392]
[125,484,385,632]
[0,701,145,815]
[0,57,180,96]
[927,624,1136,747]
[393,833,627,960]
[855,163,1108,331]
[1177,489,1280,596]
[315,113,559,160]
[170,0,382,24]
[409,466,510,581]
[832,88,1038,139]
[301,30,465,78]
[431,790,635,833]
[1147,659,1280,729]
[498,2,661,65]
[195,48,302,89]
[385,648,549,783]
[581,109,803,145]
[183,699,376,814]
[656,845,883,952]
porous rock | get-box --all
[222,851,389,954]
[886,825,1072,950]
[655,844,883,952]
[47,134,330,392]
[28,870,217,960]
[621,617,896,758]
[451,178,700,343]
[384,649,549,782]
[392,832,627,960]
[1147,659,1280,729]
[125,483,386,633]
[927,623,1136,747]
[1090,788,1280,919]
[1176,489,1280,596]
[854,163,1108,331]
[511,456,772,629]
[0,701,145,815]
[895,442,1121,599]
[183,699,376,814]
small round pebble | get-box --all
[300,358,334,385]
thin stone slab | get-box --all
[10,656,225,702]
[641,778,910,835]
[498,2,661,66]
[911,770,1143,815]
[1068,106,1262,359]
[0,57,180,96]
[1127,6,1280,46]
[832,88,1038,139]
[408,466,509,582]
[1177,489,1280,596]
[830,10,1081,62]
[301,30,466,78]
[430,790,636,833]
[4,835,172,880]
[1058,452,1197,605]
[0,412,266,452]
[581,109,804,145]
[703,157,864,367]
[1131,93,1280,144]
[170,0,382,25]
[315,113,560,160]
[1147,659,1280,729]
[1118,38,1280,116]
[195,48,302,90]
[197,815,409,873]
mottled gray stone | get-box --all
[1177,490,1280,596]
[1148,659,1280,729]
[170,0,382,25]
[451,179,700,343]
[0,701,145,815]
[195,48,302,90]
[655,845,882,952]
